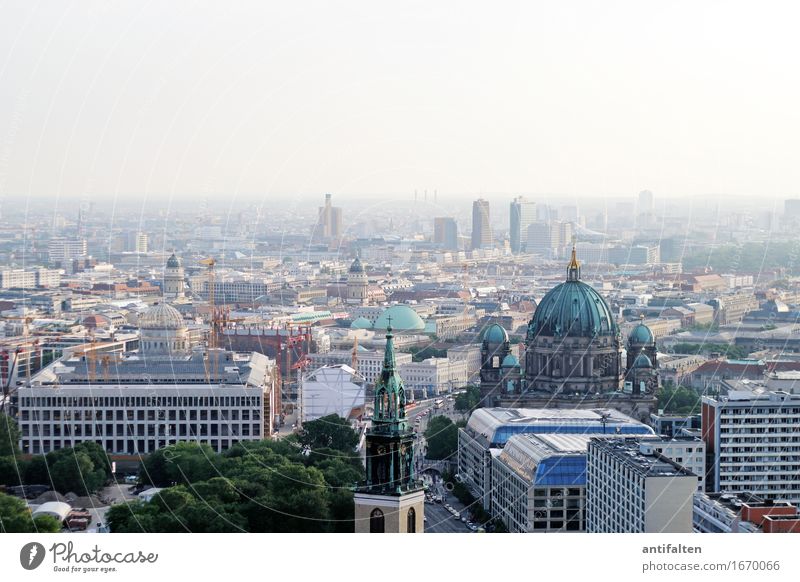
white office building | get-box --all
[458,407,654,510]
[702,388,800,503]
[15,302,277,456]
[587,438,697,533]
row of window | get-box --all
[22,409,260,422]
[19,395,262,408]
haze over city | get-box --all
[2,1,800,202]
[4,4,800,578]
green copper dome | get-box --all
[166,253,181,268]
[632,353,653,368]
[482,323,509,344]
[528,248,617,338]
[373,305,426,332]
[350,316,372,329]
[501,353,520,368]
[628,322,654,345]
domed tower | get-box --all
[479,323,512,406]
[625,318,659,395]
[523,246,623,395]
[163,253,185,299]
[346,254,369,305]
[138,302,189,356]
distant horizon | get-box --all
[3,2,800,202]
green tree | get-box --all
[454,386,481,412]
[0,492,61,533]
[0,455,26,487]
[0,413,21,457]
[424,416,458,460]
[657,385,701,414]
[298,415,359,453]
[140,442,219,487]
[49,451,103,495]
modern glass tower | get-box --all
[509,196,536,253]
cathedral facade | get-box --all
[494,247,659,422]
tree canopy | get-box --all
[424,416,458,460]
[297,415,359,453]
[657,385,701,415]
[0,492,61,533]
[109,436,363,533]
[454,386,481,413]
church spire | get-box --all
[372,316,407,432]
[567,237,581,281]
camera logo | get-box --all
[20,542,46,570]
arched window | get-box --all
[407,507,416,533]
[370,508,385,533]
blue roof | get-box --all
[533,455,587,487]
[493,423,651,445]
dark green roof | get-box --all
[529,279,617,338]
[628,322,654,345]
[482,323,508,344]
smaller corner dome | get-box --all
[349,256,365,274]
[350,316,373,330]
[139,302,185,330]
[166,253,182,268]
[501,353,520,368]
[373,305,425,332]
[632,353,653,368]
[628,322,654,345]
[482,323,509,344]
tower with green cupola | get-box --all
[354,321,425,533]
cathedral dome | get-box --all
[348,256,365,274]
[139,303,185,330]
[166,253,182,269]
[482,323,508,345]
[501,353,520,368]
[628,322,654,345]
[528,247,617,339]
[373,305,425,332]
[350,316,373,330]
[632,353,653,368]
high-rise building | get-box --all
[587,438,696,533]
[48,238,87,265]
[471,199,492,250]
[509,196,536,254]
[314,193,343,242]
[135,232,148,254]
[637,190,655,228]
[784,199,800,229]
[433,217,458,250]
[354,324,424,533]
[702,388,800,503]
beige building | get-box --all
[587,438,696,533]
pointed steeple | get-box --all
[372,316,407,432]
[567,237,581,281]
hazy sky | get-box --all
[1,1,799,203]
